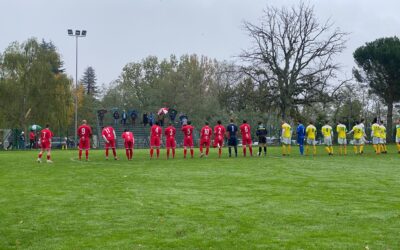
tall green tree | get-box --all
[0,38,73,133]
[353,36,400,141]
[81,66,98,95]
[240,2,347,119]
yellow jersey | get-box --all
[352,125,363,140]
[396,124,400,137]
[336,124,347,139]
[379,125,386,139]
[321,125,333,138]
[306,125,317,139]
[282,123,291,138]
[371,123,381,137]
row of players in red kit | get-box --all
[36,119,253,163]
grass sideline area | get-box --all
[0,146,399,249]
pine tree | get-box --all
[81,66,98,96]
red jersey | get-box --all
[214,125,226,137]
[182,125,194,138]
[102,126,116,140]
[240,123,251,139]
[151,125,162,138]
[40,128,53,143]
[164,126,176,139]
[78,124,92,139]
[122,131,134,142]
[200,125,212,140]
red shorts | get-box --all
[183,136,194,147]
[150,136,161,147]
[79,138,90,150]
[242,137,252,146]
[213,136,224,147]
[40,140,51,150]
[105,139,116,149]
[166,137,176,148]
[200,139,211,147]
[124,141,133,149]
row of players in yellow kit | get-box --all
[280,119,397,156]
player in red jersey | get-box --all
[102,126,118,160]
[37,124,54,163]
[200,122,212,157]
[122,129,134,160]
[150,121,162,158]
[213,120,226,158]
[164,123,176,159]
[240,120,253,157]
[77,120,92,161]
[182,121,195,158]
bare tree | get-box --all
[240,2,348,119]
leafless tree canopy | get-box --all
[240,2,348,119]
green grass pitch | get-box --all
[0,146,399,249]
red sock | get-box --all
[206,147,209,156]
[106,148,109,157]
[200,145,203,153]
[218,148,221,157]
[47,155,50,160]
[184,148,187,158]
[249,147,253,156]
[126,149,129,159]
[190,148,194,158]
[150,148,154,158]
[112,148,117,157]
[79,150,82,159]
[156,149,160,158]
[85,150,89,160]
[38,152,43,159]
[243,147,247,156]
[172,148,175,158]
[167,148,170,158]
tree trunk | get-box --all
[386,101,393,143]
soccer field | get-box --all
[0,146,399,249]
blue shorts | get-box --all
[228,137,238,146]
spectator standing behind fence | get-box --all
[113,110,120,126]
[169,108,177,123]
[121,110,127,126]
[149,112,155,126]
[158,113,165,127]
[143,112,148,126]
[19,131,25,149]
[130,110,137,126]
[29,130,35,149]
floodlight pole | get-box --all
[68,30,86,147]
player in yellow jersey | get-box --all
[305,121,317,156]
[396,119,400,153]
[281,120,292,156]
[348,121,365,155]
[379,120,387,154]
[371,118,381,154]
[336,121,347,155]
[321,122,334,155]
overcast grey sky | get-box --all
[1,0,399,86]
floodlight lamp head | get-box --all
[75,30,80,36]
[68,29,73,35]
[81,30,87,36]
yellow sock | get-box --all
[282,145,286,155]
[360,145,364,154]
[330,146,334,154]
[353,146,358,154]
[380,144,384,153]
[325,147,330,153]
[306,145,309,155]
[344,146,347,155]
[313,145,317,155]
[383,144,387,152]
[339,146,342,155]
[373,145,379,154]
[288,145,291,155]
